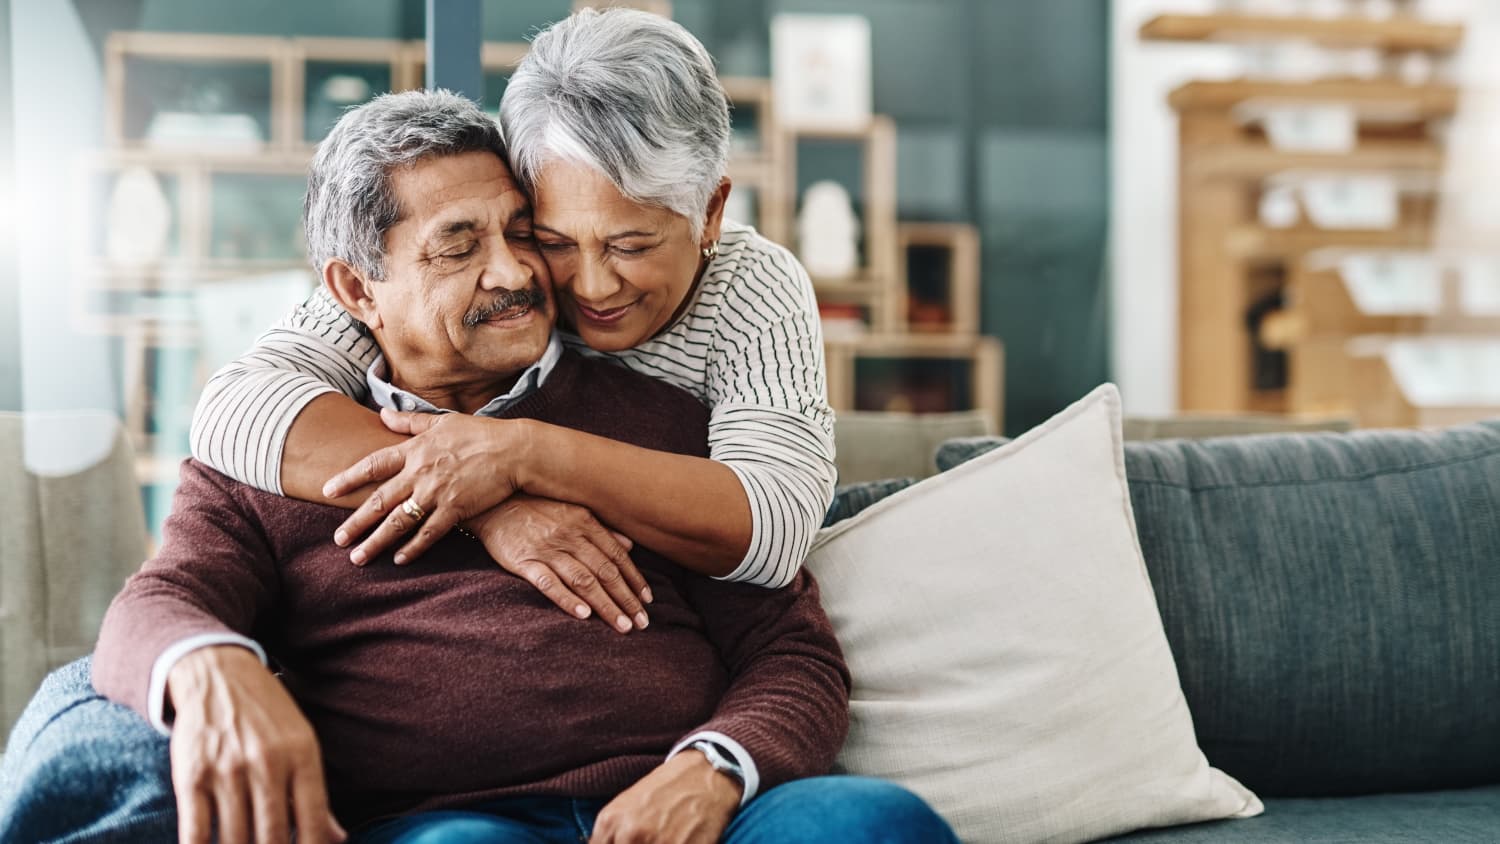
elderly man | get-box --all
[0,92,957,844]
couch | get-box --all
[826,417,1500,841]
[0,413,148,743]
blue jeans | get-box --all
[1,659,957,844]
[358,778,957,843]
[0,657,177,843]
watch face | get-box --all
[694,740,746,782]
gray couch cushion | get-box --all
[1099,785,1500,843]
[833,411,994,485]
[823,478,919,527]
[937,422,1500,797]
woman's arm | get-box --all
[696,244,838,587]
[280,393,404,506]
[515,420,752,575]
[328,412,752,577]
[190,285,388,500]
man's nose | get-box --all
[480,239,532,291]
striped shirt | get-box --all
[189,221,836,588]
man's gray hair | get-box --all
[500,8,731,238]
[304,89,506,281]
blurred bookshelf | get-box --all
[1142,5,1500,429]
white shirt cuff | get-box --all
[668,730,761,806]
[147,633,267,735]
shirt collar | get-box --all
[365,332,563,418]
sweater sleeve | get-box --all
[189,285,379,495]
[676,570,851,795]
[92,461,281,720]
[706,245,838,589]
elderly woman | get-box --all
[189,8,835,629]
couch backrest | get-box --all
[0,413,149,743]
[934,422,1500,797]
[832,411,994,485]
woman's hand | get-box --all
[325,410,527,565]
[469,495,652,634]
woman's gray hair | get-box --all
[500,8,731,238]
[304,89,506,281]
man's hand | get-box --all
[591,750,742,844]
[325,411,527,566]
[166,646,346,844]
[469,494,651,634]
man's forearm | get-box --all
[515,420,752,576]
[282,393,406,507]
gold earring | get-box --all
[702,242,719,261]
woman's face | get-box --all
[530,160,727,351]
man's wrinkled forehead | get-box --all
[387,151,531,244]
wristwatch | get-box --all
[690,739,746,789]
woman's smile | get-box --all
[575,299,638,327]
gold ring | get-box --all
[400,498,426,522]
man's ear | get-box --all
[700,177,732,247]
[322,259,383,330]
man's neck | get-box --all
[389,370,524,415]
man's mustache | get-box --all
[463,282,547,328]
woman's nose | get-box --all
[572,254,620,302]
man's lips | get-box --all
[480,303,537,324]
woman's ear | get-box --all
[701,177,732,246]
[322,259,383,330]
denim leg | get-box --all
[0,657,176,844]
[357,797,597,844]
[722,776,959,844]
[354,810,554,844]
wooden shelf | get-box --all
[1227,222,1434,261]
[824,334,1004,429]
[1169,79,1460,117]
[1184,141,1443,181]
[1141,13,1464,52]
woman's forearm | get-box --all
[516,420,752,576]
[281,394,406,508]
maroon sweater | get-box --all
[93,350,850,828]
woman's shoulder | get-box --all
[711,221,818,327]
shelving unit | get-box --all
[93,26,1006,482]
[1272,252,1500,417]
[1348,337,1500,428]
[1140,13,1464,52]
[1145,11,1467,417]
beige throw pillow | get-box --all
[806,384,1262,843]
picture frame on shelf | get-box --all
[572,0,672,18]
[770,13,872,133]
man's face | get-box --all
[364,150,552,398]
